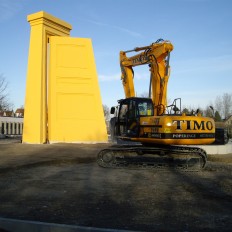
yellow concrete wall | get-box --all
[23,11,72,144]
[48,37,108,143]
[23,11,108,144]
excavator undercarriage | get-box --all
[97,144,207,171]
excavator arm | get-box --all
[120,39,173,115]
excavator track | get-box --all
[97,145,207,171]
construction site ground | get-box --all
[0,138,232,231]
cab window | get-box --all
[119,104,128,119]
[138,101,153,116]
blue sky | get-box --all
[0,0,232,110]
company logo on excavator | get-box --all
[132,55,149,65]
[172,120,214,131]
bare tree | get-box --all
[214,95,222,117]
[222,93,232,119]
[103,104,110,121]
[213,93,232,119]
[0,74,13,111]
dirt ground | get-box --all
[0,138,232,231]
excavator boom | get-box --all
[120,40,173,115]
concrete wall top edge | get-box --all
[27,11,72,31]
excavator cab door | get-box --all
[117,99,138,137]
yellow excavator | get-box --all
[97,39,215,170]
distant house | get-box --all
[15,108,24,118]
[0,112,3,117]
[3,110,14,117]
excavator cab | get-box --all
[115,97,154,137]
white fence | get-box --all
[0,117,23,136]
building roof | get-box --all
[225,115,232,120]
[3,111,14,117]
[15,108,24,114]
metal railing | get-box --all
[0,117,23,136]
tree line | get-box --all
[183,93,232,121]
